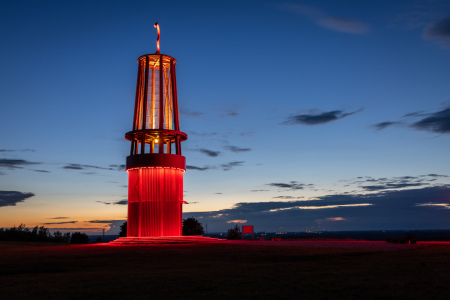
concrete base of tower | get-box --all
[110,236,226,245]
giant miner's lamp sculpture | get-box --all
[124,23,187,238]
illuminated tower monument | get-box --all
[125,23,187,237]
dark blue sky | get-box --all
[1,0,449,233]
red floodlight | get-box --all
[125,23,187,237]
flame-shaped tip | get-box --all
[154,22,160,54]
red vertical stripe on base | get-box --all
[127,168,184,237]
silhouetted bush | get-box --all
[119,221,127,237]
[227,224,241,240]
[70,232,89,244]
[183,217,205,235]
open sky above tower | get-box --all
[1,0,450,234]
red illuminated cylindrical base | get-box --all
[127,167,183,237]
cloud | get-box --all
[187,161,245,172]
[416,203,450,209]
[88,220,122,224]
[403,111,425,118]
[272,196,304,199]
[317,17,370,34]
[97,199,128,205]
[63,164,97,170]
[283,109,363,125]
[316,217,346,223]
[225,145,251,153]
[0,149,35,152]
[223,110,238,117]
[33,169,50,173]
[251,190,269,192]
[113,199,128,205]
[109,164,126,171]
[218,105,240,117]
[267,181,313,191]
[43,221,78,225]
[186,165,212,171]
[0,190,35,207]
[96,201,111,205]
[373,121,401,131]
[326,217,345,221]
[223,111,238,117]
[227,220,247,224]
[180,108,203,118]
[423,17,450,48]
[361,183,427,191]
[269,203,372,211]
[221,161,244,171]
[374,107,450,134]
[239,130,256,137]
[189,131,218,137]
[183,185,450,232]
[348,174,447,192]
[63,163,125,171]
[279,3,370,34]
[412,107,450,134]
[48,217,69,219]
[0,159,41,169]
[199,149,220,157]
[425,174,448,178]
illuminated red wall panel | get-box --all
[128,168,183,237]
[125,23,187,237]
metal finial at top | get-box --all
[154,22,160,54]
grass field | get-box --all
[1,241,450,299]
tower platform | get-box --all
[110,236,225,245]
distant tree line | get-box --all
[118,218,206,237]
[0,224,89,244]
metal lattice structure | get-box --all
[125,23,187,237]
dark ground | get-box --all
[1,241,450,299]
